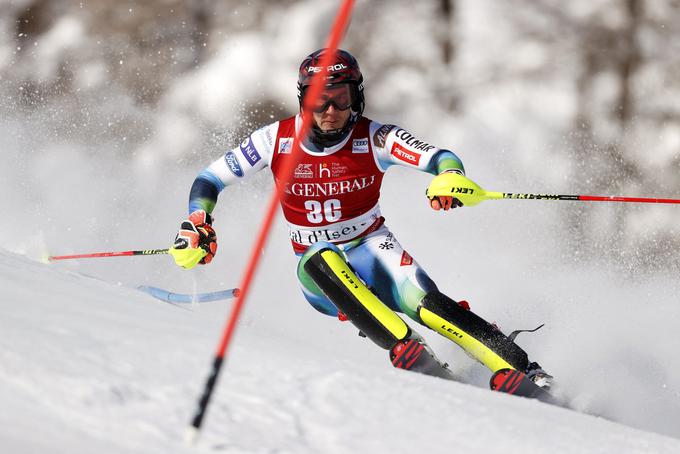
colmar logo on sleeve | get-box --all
[390,142,421,166]
[394,129,436,152]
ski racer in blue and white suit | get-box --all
[171,49,552,388]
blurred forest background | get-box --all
[1,0,680,271]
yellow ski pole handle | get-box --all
[427,173,502,207]
[426,173,680,206]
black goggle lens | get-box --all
[305,84,355,113]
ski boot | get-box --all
[525,361,553,390]
[390,332,454,380]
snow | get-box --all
[1,247,679,453]
[3,105,680,450]
[2,1,680,451]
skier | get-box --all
[170,49,552,389]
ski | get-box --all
[138,286,239,304]
[489,368,557,404]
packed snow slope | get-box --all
[1,248,679,454]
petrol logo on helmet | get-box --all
[225,152,244,177]
[307,63,348,73]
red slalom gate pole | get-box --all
[186,0,356,443]
[48,249,169,261]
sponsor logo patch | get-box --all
[331,163,348,177]
[394,129,436,152]
[294,163,314,179]
[307,63,348,73]
[260,126,274,148]
[278,137,293,154]
[352,138,369,154]
[239,137,262,166]
[284,175,376,197]
[373,124,394,148]
[400,251,413,266]
[224,152,244,177]
[391,143,421,166]
[318,162,350,179]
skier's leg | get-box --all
[346,226,548,382]
[418,290,529,372]
[343,228,437,320]
[304,244,409,349]
[420,292,552,387]
[419,293,556,386]
[296,241,344,317]
[300,241,453,379]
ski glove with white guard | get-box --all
[169,210,218,269]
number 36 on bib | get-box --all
[304,199,342,224]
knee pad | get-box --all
[419,290,529,372]
[303,247,410,350]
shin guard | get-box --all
[304,248,409,350]
[419,291,529,373]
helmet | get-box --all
[297,49,365,146]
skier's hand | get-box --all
[430,196,463,211]
[169,210,218,269]
[428,170,464,211]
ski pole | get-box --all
[186,0,356,444]
[48,249,169,261]
[138,285,240,304]
[427,173,680,207]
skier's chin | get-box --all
[318,121,345,131]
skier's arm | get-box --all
[187,123,276,215]
[426,150,465,176]
[370,123,464,175]
[188,169,223,215]
[370,123,465,211]
[171,123,277,269]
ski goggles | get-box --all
[304,83,356,113]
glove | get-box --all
[169,210,218,269]
[430,195,463,211]
[427,170,464,211]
